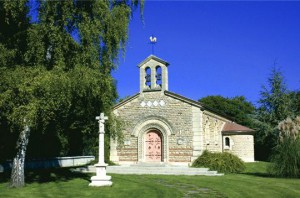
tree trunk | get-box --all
[9,124,30,188]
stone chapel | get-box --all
[110,55,255,165]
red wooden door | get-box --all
[145,131,162,162]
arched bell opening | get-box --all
[145,67,151,88]
[155,66,162,88]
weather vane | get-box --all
[149,35,157,54]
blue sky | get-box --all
[113,1,300,106]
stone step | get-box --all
[87,165,209,170]
[107,166,209,172]
[130,162,175,167]
[76,165,223,176]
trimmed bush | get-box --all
[192,150,245,173]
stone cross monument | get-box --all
[89,113,112,187]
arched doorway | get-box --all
[145,130,162,162]
[133,118,172,163]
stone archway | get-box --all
[145,130,163,162]
[132,117,173,163]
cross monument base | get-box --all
[89,164,112,187]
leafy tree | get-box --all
[0,0,143,188]
[0,0,29,67]
[199,95,255,127]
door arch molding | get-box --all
[136,120,171,162]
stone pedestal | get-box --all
[89,163,112,187]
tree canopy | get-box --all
[0,0,143,187]
[255,67,298,161]
[199,67,299,162]
[257,68,295,127]
[199,95,255,127]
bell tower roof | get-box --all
[138,55,169,68]
[138,55,170,93]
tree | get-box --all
[255,67,296,161]
[0,1,31,187]
[0,0,143,188]
[257,68,294,127]
[199,95,255,127]
[290,90,300,115]
[0,0,29,67]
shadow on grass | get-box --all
[0,167,91,184]
[240,172,273,178]
[242,172,300,179]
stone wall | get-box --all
[190,106,203,162]
[111,91,255,164]
[112,91,195,164]
[202,112,227,153]
[223,134,255,162]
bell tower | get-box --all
[138,55,169,93]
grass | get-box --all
[1,162,300,198]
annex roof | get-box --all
[222,122,255,134]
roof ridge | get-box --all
[164,90,233,121]
[113,93,140,110]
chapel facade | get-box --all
[110,55,255,165]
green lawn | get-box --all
[1,162,300,198]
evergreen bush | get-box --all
[192,150,245,173]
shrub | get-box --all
[269,137,300,178]
[192,150,245,173]
[268,116,300,178]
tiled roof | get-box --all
[222,122,255,133]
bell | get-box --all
[156,73,161,80]
[146,74,151,82]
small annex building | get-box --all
[110,55,255,165]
